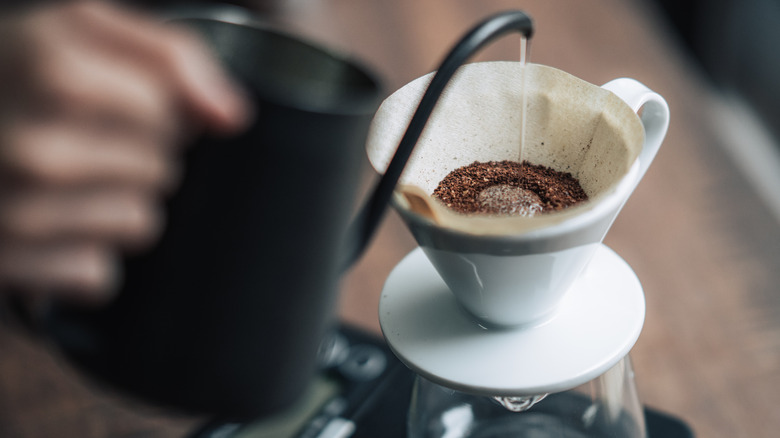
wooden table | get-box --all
[1,0,778,436]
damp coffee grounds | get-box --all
[433,160,588,216]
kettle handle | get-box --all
[342,10,534,269]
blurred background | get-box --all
[649,0,780,221]
[652,0,780,141]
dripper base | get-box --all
[378,244,645,397]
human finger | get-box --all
[58,0,252,135]
[0,118,179,189]
[23,26,182,146]
[0,240,118,301]
[0,187,162,247]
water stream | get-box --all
[518,36,529,164]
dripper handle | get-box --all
[601,78,670,186]
[342,10,534,270]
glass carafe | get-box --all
[408,356,645,438]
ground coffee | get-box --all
[433,160,588,217]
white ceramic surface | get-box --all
[379,245,645,397]
[421,243,600,326]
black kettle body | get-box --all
[46,16,379,418]
[43,11,534,420]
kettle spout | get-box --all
[340,10,534,271]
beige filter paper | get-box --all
[366,62,645,235]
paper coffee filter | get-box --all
[366,62,645,234]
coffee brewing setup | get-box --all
[361,10,674,437]
[21,6,692,438]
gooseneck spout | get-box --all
[342,10,534,270]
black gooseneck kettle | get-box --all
[39,10,534,419]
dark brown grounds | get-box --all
[433,160,588,216]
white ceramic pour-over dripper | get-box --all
[367,62,669,327]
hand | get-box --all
[0,1,251,303]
